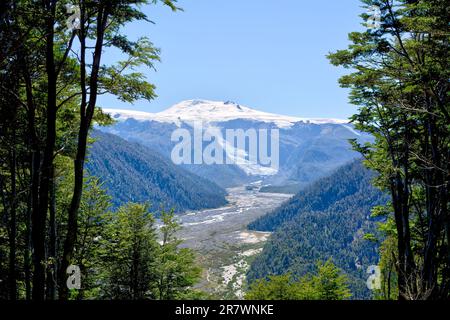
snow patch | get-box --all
[222,265,238,286]
[239,248,263,257]
[103,99,348,129]
[342,124,361,136]
[237,231,271,244]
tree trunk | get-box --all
[59,3,110,299]
[8,126,17,300]
[25,176,32,300]
[23,48,39,301]
[46,165,57,299]
[59,131,86,300]
[32,0,57,300]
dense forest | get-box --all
[98,118,253,189]
[248,0,449,300]
[249,161,384,232]
[0,0,448,302]
[246,260,352,300]
[248,160,388,299]
[0,0,187,300]
[87,130,227,211]
[328,0,449,299]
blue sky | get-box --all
[99,0,366,119]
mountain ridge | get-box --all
[247,160,388,299]
[103,99,349,129]
[98,100,371,188]
[86,130,228,212]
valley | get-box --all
[96,101,377,299]
[176,185,293,299]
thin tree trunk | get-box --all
[391,180,407,299]
[25,177,32,300]
[32,0,57,300]
[59,3,110,299]
[23,49,38,301]
[8,126,17,300]
[422,103,443,298]
[46,165,57,299]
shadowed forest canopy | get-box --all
[248,160,388,299]
[0,0,182,300]
[328,0,449,300]
[0,0,448,302]
[86,130,227,212]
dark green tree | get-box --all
[0,0,179,300]
[100,203,158,300]
[328,0,449,299]
[155,209,202,299]
[246,260,351,300]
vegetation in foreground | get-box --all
[0,0,448,301]
[246,260,351,300]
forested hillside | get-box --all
[249,161,380,231]
[327,0,450,299]
[247,161,388,299]
[1,0,448,302]
[101,105,370,189]
[87,131,227,212]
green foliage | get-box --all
[99,203,158,299]
[373,236,398,300]
[155,209,202,299]
[246,260,351,300]
[0,0,184,300]
[73,177,112,299]
[246,274,301,300]
[49,199,206,301]
[328,0,450,299]
[248,160,387,299]
[313,260,352,300]
[86,130,228,212]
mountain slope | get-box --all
[100,100,371,188]
[104,99,347,128]
[248,160,376,231]
[247,160,388,299]
[86,130,227,212]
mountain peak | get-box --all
[163,99,251,116]
[103,99,349,128]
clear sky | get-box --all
[99,0,367,119]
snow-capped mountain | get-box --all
[104,99,348,129]
[99,100,371,188]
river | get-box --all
[177,185,293,299]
